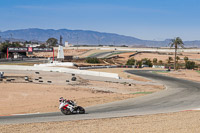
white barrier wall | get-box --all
[152,65,165,69]
[63,47,200,52]
[34,62,74,67]
[0,65,120,79]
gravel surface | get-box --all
[1,111,200,133]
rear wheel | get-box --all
[77,106,85,114]
[61,108,71,115]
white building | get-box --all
[26,44,41,47]
[65,41,73,47]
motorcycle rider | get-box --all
[59,97,74,110]
[59,97,74,107]
[59,97,64,103]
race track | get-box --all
[1,70,200,125]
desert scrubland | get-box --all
[1,48,200,133]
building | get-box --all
[65,41,73,47]
[26,44,41,47]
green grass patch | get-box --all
[196,71,200,74]
[130,92,153,95]
[152,71,169,74]
[87,53,99,57]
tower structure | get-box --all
[57,35,64,59]
[60,35,63,46]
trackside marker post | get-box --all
[7,48,8,59]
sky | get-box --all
[0,0,200,41]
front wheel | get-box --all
[77,106,85,114]
[61,108,71,115]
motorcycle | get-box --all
[59,100,85,115]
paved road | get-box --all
[1,70,200,125]
[89,51,112,58]
[0,58,48,64]
[89,51,130,58]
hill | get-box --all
[0,28,199,47]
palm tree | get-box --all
[169,37,184,70]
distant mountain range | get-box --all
[0,28,199,47]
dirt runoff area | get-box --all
[0,70,164,116]
[1,110,200,133]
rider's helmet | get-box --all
[59,97,64,102]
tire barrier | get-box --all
[72,74,75,76]
[0,72,4,78]
[71,77,77,81]
[0,65,120,79]
[47,81,52,83]
[35,72,40,74]
[39,77,42,79]
[66,80,69,82]
[39,80,43,83]
[6,79,12,82]
[35,79,39,81]
[24,76,29,81]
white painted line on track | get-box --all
[192,108,200,111]
[12,112,40,116]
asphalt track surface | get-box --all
[0,58,48,64]
[1,70,200,125]
[89,51,112,58]
[89,51,129,58]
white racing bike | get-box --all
[59,100,85,115]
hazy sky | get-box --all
[1,0,200,41]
